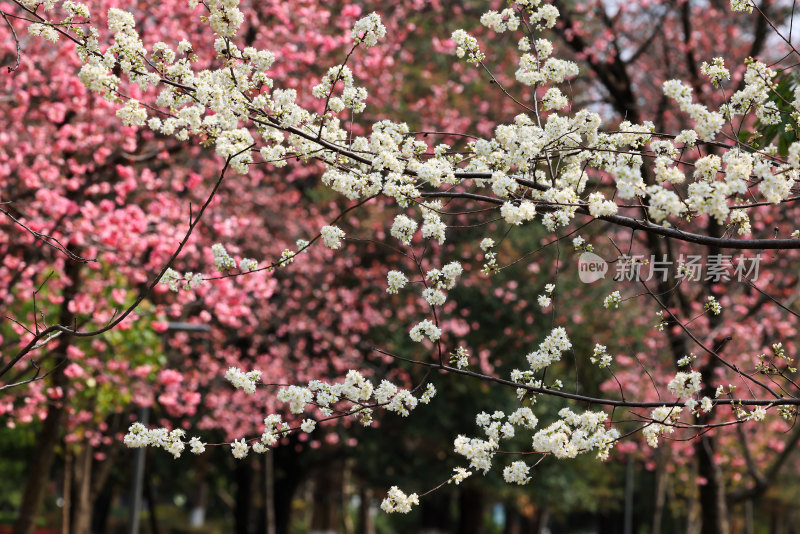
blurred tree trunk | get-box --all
[309,460,342,534]
[652,449,667,534]
[235,459,253,534]
[70,446,92,534]
[697,435,730,534]
[420,489,451,534]
[503,501,545,534]
[355,485,374,534]
[273,443,303,534]
[13,258,81,534]
[456,488,484,534]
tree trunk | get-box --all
[12,359,67,534]
[13,259,81,534]
[652,450,667,534]
[264,453,276,534]
[456,488,484,534]
[419,489,451,534]
[69,445,92,534]
[273,443,302,534]
[61,451,72,534]
[355,486,374,534]
[309,460,341,534]
[696,435,730,534]
[235,459,253,534]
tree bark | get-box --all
[696,435,730,534]
[69,445,92,534]
[652,450,667,534]
[13,258,81,534]
[235,459,253,534]
[309,460,342,534]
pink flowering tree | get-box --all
[2,0,800,533]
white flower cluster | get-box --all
[279,249,295,268]
[380,486,419,514]
[729,209,751,236]
[215,129,254,174]
[123,423,205,459]
[532,408,619,460]
[646,185,687,224]
[500,201,537,225]
[685,395,714,413]
[228,370,429,431]
[700,57,730,87]
[542,87,568,110]
[224,366,262,394]
[116,100,147,126]
[516,51,578,87]
[277,385,314,414]
[159,268,182,292]
[525,327,572,371]
[572,236,591,251]
[426,262,464,290]
[391,214,418,245]
[454,434,499,473]
[667,371,702,398]
[321,170,381,201]
[603,291,622,309]
[28,22,60,43]
[725,60,779,125]
[503,461,531,485]
[386,270,408,294]
[450,346,470,369]
[351,12,386,48]
[715,384,736,398]
[663,80,724,141]
[451,467,473,485]
[320,225,346,249]
[480,237,498,274]
[480,9,520,33]
[231,438,249,459]
[756,155,795,205]
[300,419,316,433]
[207,0,244,37]
[508,407,538,429]
[421,201,447,243]
[312,64,369,114]
[159,268,205,292]
[374,380,420,416]
[590,344,612,368]
[454,408,540,476]
[240,258,258,272]
[420,383,437,405]
[642,406,682,448]
[252,414,290,453]
[704,296,722,315]
[212,243,236,271]
[731,0,754,11]
[422,288,447,307]
[614,157,647,200]
[587,192,619,217]
[451,29,485,65]
[409,319,442,343]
